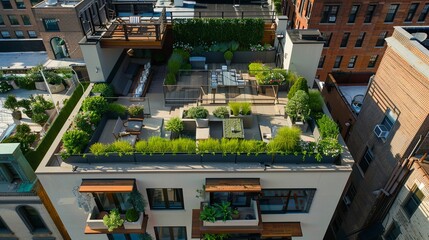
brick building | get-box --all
[0,0,41,39]
[324,26,429,239]
[282,0,429,81]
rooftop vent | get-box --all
[351,94,364,114]
[299,30,321,41]
[45,0,58,6]
[412,32,428,42]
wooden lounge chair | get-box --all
[112,117,138,146]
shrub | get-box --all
[0,81,12,93]
[197,138,221,154]
[135,140,148,153]
[89,142,108,156]
[31,113,49,125]
[146,137,170,154]
[285,90,310,122]
[103,209,124,232]
[125,208,139,222]
[228,102,240,116]
[165,72,177,85]
[173,48,190,62]
[241,102,252,115]
[92,83,115,98]
[317,115,339,139]
[248,62,264,76]
[82,96,108,114]
[31,95,54,111]
[108,140,134,155]
[239,140,265,155]
[3,123,37,153]
[308,89,324,113]
[108,103,127,117]
[317,137,343,157]
[213,106,229,119]
[44,71,63,85]
[187,106,208,119]
[220,138,240,155]
[165,117,184,134]
[128,104,144,117]
[13,75,35,90]
[74,111,101,132]
[268,126,301,153]
[224,51,233,60]
[62,129,90,154]
[4,95,19,111]
[18,99,32,116]
[228,40,239,51]
[167,53,183,75]
[287,77,308,99]
[171,138,196,154]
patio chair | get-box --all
[112,117,138,146]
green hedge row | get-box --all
[26,83,89,170]
[172,18,264,47]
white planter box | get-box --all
[203,200,259,227]
[123,212,144,229]
[86,212,107,230]
[48,83,65,93]
[35,82,47,91]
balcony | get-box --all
[85,208,148,234]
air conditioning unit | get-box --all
[343,195,351,205]
[374,124,389,139]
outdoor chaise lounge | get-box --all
[112,117,139,146]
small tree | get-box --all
[285,90,310,122]
[287,77,308,99]
[308,89,324,113]
[4,95,19,112]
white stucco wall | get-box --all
[37,166,351,240]
[80,43,123,82]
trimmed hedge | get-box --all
[172,18,264,47]
[26,83,89,170]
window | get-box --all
[384,221,401,240]
[344,183,357,205]
[340,32,351,47]
[21,15,30,25]
[147,188,184,209]
[0,216,12,234]
[0,31,10,39]
[42,18,59,32]
[299,0,306,15]
[347,56,357,68]
[8,15,19,25]
[405,3,419,22]
[381,109,396,132]
[107,233,146,240]
[385,4,399,22]
[1,0,12,9]
[348,5,360,23]
[15,30,24,38]
[321,5,339,23]
[0,15,4,25]
[27,30,37,38]
[154,227,187,240]
[418,3,429,21]
[355,32,366,47]
[376,31,388,47]
[259,189,316,214]
[364,4,377,23]
[359,148,374,174]
[92,192,133,212]
[211,192,252,207]
[14,0,25,9]
[306,1,312,18]
[403,186,425,217]
[318,56,325,68]
[16,206,50,234]
[368,55,378,68]
[322,32,333,47]
[333,56,342,68]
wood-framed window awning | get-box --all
[79,179,136,193]
[205,178,261,192]
[261,222,303,238]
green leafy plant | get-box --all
[74,111,101,133]
[108,103,127,118]
[308,89,324,113]
[239,139,266,156]
[92,83,115,98]
[288,77,308,99]
[228,40,239,51]
[224,51,233,61]
[108,140,134,155]
[128,104,144,117]
[241,102,252,115]
[135,140,148,154]
[203,233,230,240]
[220,138,240,155]
[317,115,339,139]
[248,62,266,76]
[167,52,183,75]
[31,113,49,125]
[200,205,221,223]
[125,208,139,222]
[44,71,63,85]
[171,138,196,154]
[127,189,146,213]
[213,201,233,222]
[186,106,208,119]
[145,136,170,154]
[0,81,12,93]
[89,142,107,156]
[228,102,240,116]
[4,95,19,111]
[12,75,36,90]
[31,95,55,111]
[213,106,229,118]
[62,129,90,154]
[82,96,108,114]
[2,124,36,153]
[267,126,301,153]
[18,99,32,117]
[285,90,310,122]
[317,137,343,157]
[103,209,124,232]
[197,138,221,155]
[165,117,184,134]
[165,72,177,85]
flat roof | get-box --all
[287,29,324,44]
[0,52,48,70]
[402,26,429,50]
[338,85,367,106]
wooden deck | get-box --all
[261,222,303,238]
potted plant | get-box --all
[44,71,65,93]
[103,209,124,232]
[4,95,22,120]
[123,208,144,229]
[200,205,221,223]
[224,51,233,66]
[285,90,310,132]
[232,207,240,220]
[213,201,233,222]
[165,117,184,139]
[128,104,144,118]
[212,106,229,119]
[18,99,32,118]
[186,106,208,128]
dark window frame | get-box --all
[16,205,51,234]
[305,1,312,18]
[318,55,325,68]
[355,32,366,47]
[321,5,339,23]
[376,31,388,47]
[347,56,357,68]
[0,216,13,234]
[259,188,316,214]
[385,4,400,22]
[1,31,10,39]
[364,4,377,23]
[402,186,425,218]
[418,3,429,21]
[358,147,374,174]
[340,32,351,47]
[384,220,401,240]
[323,32,333,47]
[42,18,60,32]
[147,188,184,210]
[0,15,4,25]
[15,30,24,38]
[1,0,13,9]
[405,3,419,22]
[7,15,19,25]
[154,226,187,240]
[344,183,357,204]
[348,5,360,23]
[14,0,25,9]
[333,56,343,68]
[27,30,37,38]
[21,14,31,25]
[368,55,378,68]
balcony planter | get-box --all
[123,212,144,230]
[135,153,200,163]
[87,211,108,230]
[235,153,273,164]
[202,50,276,64]
[35,81,47,91]
[274,154,336,164]
[201,153,236,163]
[203,200,259,227]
